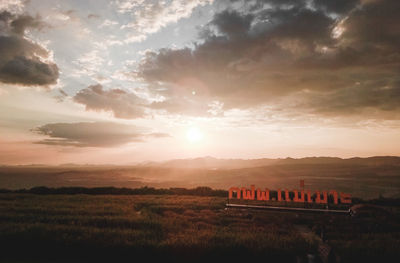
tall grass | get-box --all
[0,193,399,262]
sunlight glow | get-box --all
[186,127,203,143]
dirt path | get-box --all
[294,224,336,263]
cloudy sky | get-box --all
[0,0,399,164]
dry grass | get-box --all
[0,193,399,262]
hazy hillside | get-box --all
[140,156,400,169]
[141,156,279,169]
[1,156,400,199]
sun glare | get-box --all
[186,127,203,143]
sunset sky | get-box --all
[0,0,399,165]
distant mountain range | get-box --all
[139,156,400,170]
[1,156,400,199]
[2,156,400,170]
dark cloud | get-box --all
[0,11,58,87]
[231,0,307,10]
[10,13,47,35]
[137,0,400,119]
[87,14,100,19]
[303,78,400,116]
[212,10,253,38]
[0,10,13,22]
[139,7,335,108]
[73,84,147,119]
[0,55,58,85]
[32,122,170,147]
[340,0,400,53]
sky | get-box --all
[0,0,399,165]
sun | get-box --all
[186,127,203,143]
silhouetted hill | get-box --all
[1,156,400,199]
[147,156,278,170]
[140,156,400,169]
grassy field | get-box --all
[0,194,399,262]
[2,159,400,199]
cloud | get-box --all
[72,50,105,77]
[73,84,147,119]
[0,0,25,13]
[0,11,59,87]
[149,95,214,116]
[98,19,118,28]
[9,13,47,34]
[0,55,59,86]
[32,122,170,147]
[73,83,220,118]
[313,0,360,14]
[136,0,400,119]
[211,10,253,38]
[116,0,213,42]
[53,88,68,102]
[87,13,100,19]
[302,79,400,117]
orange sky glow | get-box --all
[1,0,400,165]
